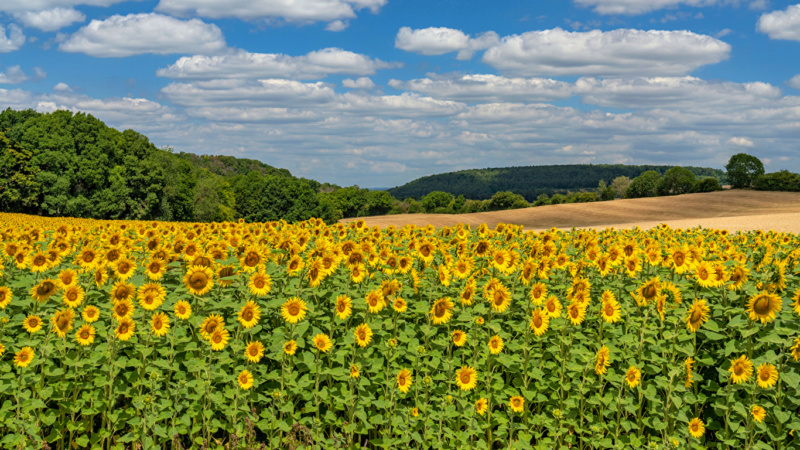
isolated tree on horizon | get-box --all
[725,153,764,189]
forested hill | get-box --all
[388,164,726,201]
[0,108,342,223]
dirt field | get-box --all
[341,190,800,233]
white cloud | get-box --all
[789,75,800,89]
[13,8,85,31]
[342,77,375,89]
[388,74,573,103]
[326,20,348,31]
[395,27,499,60]
[482,28,730,77]
[59,13,226,57]
[0,24,25,52]
[0,66,29,84]
[757,4,800,41]
[336,92,465,117]
[162,79,338,107]
[0,0,127,13]
[574,0,721,15]
[53,82,72,92]
[575,77,783,109]
[727,136,754,147]
[157,48,399,80]
[155,0,387,22]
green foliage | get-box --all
[421,191,454,212]
[598,180,615,201]
[610,176,632,199]
[232,172,339,224]
[0,131,40,212]
[533,194,550,206]
[388,164,725,201]
[488,191,528,211]
[657,167,696,196]
[625,171,662,199]
[754,170,800,192]
[725,153,765,189]
[193,169,235,222]
[692,178,723,193]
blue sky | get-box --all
[1,0,799,188]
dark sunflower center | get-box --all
[605,305,614,316]
[753,296,771,315]
[460,372,471,384]
[243,309,254,321]
[81,330,90,339]
[288,304,299,316]
[534,316,543,327]
[68,291,77,301]
[190,272,208,288]
[34,255,46,266]
[690,308,702,324]
[245,253,259,266]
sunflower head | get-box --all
[281,297,307,324]
[455,365,477,391]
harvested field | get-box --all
[342,190,800,233]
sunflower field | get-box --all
[0,212,799,450]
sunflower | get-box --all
[94,266,109,287]
[62,285,84,308]
[350,365,360,379]
[688,417,705,439]
[31,279,58,302]
[238,369,254,390]
[747,292,782,324]
[459,280,476,306]
[488,284,512,314]
[529,308,549,337]
[313,333,332,353]
[75,324,96,346]
[685,299,709,332]
[184,266,214,296]
[635,277,661,306]
[151,312,170,337]
[110,281,135,303]
[452,330,467,347]
[281,297,307,324]
[283,340,298,356]
[238,300,261,329]
[113,258,136,281]
[392,297,408,313]
[138,283,166,311]
[350,264,366,284]
[793,290,800,316]
[600,296,622,324]
[594,345,611,376]
[488,335,504,354]
[0,286,11,309]
[453,258,473,279]
[727,265,750,291]
[27,251,50,273]
[57,268,78,287]
[112,298,135,322]
[729,354,753,384]
[751,405,766,423]
[209,328,230,351]
[397,368,413,393]
[52,309,75,338]
[455,365,477,391]
[669,247,693,274]
[115,317,135,341]
[335,295,352,320]
[693,261,719,288]
[145,259,167,280]
[354,323,373,347]
[792,338,800,362]
[245,341,265,363]
[625,366,641,388]
[247,270,272,297]
[199,314,224,339]
[82,305,100,323]
[685,357,695,388]
[430,297,454,325]
[567,301,587,326]
[286,255,304,276]
[529,282,547,305]
[756,363,778,389]
[365,289,386,314]
[14,347,34,368]
[437,265,451,287]
[543,295,562,319]
[509,396,524,413]
[23,315,43,334]
[475,398,488,415]
[174,300,192,320]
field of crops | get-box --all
[0,212,798,449]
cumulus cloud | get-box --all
[155,0,387,22]
[342,77,375,89]
[336,92,465,117]
[575,76,784,109]
[482,28,730,77]
[0,24,25,52]
[59,13,226,57]
[395,27,499,60]
[13,7,85,31]
[325,20,348,31]
[53,82,72,92]
[388,74,573,103]
[789,75,800,89]
[727,136,754,147]
[161,79,338,107]
[0,66,30,84]
[757,4,800,41]
[157,48,399,80]
[573,0,722,15]
[0,0,126,13]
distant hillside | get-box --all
[388,164,726,201]
[175,152,292,178]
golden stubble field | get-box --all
[344,191,800,233]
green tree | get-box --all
[610,176,631,198]
[598,180,615,201]
[624,171,662,199]
[657,167,696,196]
[364,190,394,216]
[692,178,723,193]
[0,131,40,212]
[725,153,764,189]
[488,191,528,210]
[421,191,454,212]
[193,169,235,222]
